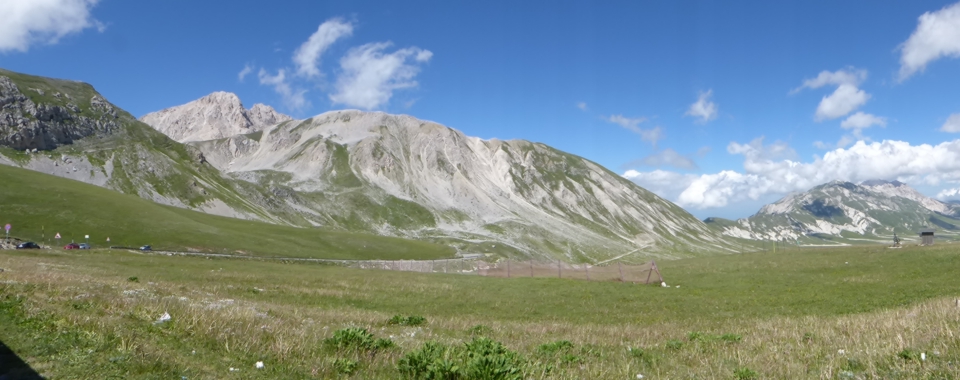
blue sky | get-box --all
[5,0,960,219]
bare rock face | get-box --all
[139,92,291,143]
[0,75,122,151]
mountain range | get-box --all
[704,179,960,245]
[0,68,738,262]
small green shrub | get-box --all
[325,327,375,351]
[374,338,396,350]
[389,314,427,326]
[687,331,706,341]
[665,340,683,350]
[398,338,525,380]
[332,358,359,375]
[469,324,491,336]
[801,332,815,343]
[719,333,742,343]
[627,347,644,358]
[842,357,866,372]
[898,349,921,361]
[537,340,573,355]
[733,367,758,380]
[127,276,139,282]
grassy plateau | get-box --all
[0,164,453,260]
[0,243,958,379]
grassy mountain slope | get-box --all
[0,164,454,260]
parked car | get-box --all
[16,242,40,249]
[64,242,80,250]
[79,243,90,250]
[139,245,152,251]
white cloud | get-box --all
[898,2,960,81]
[293,18,354,78]
[793,68,871,121]
[791,68,867,93]
[685,90,718,123]
[258,69,308,110]
[603,115,662,147]
[840,112,886,130]
[605,115,646,130]
[626,138,960,210]
[937,187,960,200]
[576,102,588,111]
[941,113,960,132]
[238,64,253,82]
[0,0,103,52]
[622,169,698,200]
[329,42,433,110]
[696,146,711,157]
[814,84,871,121]
[625,148,698,170]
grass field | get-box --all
[0,164,454,260]
[1,243,958,379]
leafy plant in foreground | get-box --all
[398,338,525,380]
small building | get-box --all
[919,228,935,245]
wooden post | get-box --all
[645,261,654,284]
[585,265,590,281]
[506,260,510,278]
[618,261,624,282]
[652,261,663,284]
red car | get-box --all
[64,243,80,250]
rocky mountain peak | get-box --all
[139,92,291,143]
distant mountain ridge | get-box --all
[139,92,291,143]
[705,179,960,244]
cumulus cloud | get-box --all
[941,113,960,132]
[0,0,103,52]
[625,138,960,209]
[685,90,718,123]
[624,148,698,170]
[793,68,871,121]
[603,115,663,147]
[898,2,960,81]
[238,64,253,82]
[293,18,354,78]
[841,112,887,130]
[814,84,871,121]
[258,69,308,110]
[576,102,588,111]
[329,42,433,110]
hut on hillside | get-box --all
[918,228,935,245]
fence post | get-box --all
[618,261,624,282]
[645,261,654,284]
[507,260,510,278]
[585,265,590,281]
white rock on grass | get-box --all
[155,312,171,324]
[255,361,264,369]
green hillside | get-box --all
[0,164,455,260]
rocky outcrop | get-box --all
[139,92,291,143]
[0,76,121,151]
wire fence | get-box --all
[346,259,664,284]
